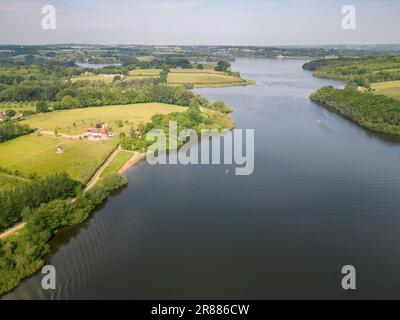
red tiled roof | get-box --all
[87,128,108,134]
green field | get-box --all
[0,103,187,188]
[124,69,162,82]
[100,150,134,178]
[371,81,400,100]
[0,134,117,183]
[71,71,161,83]
[124,75,158,81]
[69,68,254,88]
[128,68,162,76]
[70,74,115,83]
[169,68,221,74]
[167,69,254,87]
[136,56,154,62]
[22,103,187,135]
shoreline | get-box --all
[0,66,246,296]
[118,152,146,175]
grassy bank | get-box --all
[100,150,134,177]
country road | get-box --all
[38,129,83,139]
[85,145,121,191]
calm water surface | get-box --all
[5,58,400,299]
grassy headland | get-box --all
[305,55,400,136]
[167,68,254,88]
[310,86,400,135]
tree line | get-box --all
[0,121,33,143]
[0,172,80,231]
[0,173,127,295]
[119,104,235,152]
[310,86,400,136]
[303,55,400,86]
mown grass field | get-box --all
[371,81,400,100]
[124,69,162,82]
[124,75,158,81]
[167,69,254,87]
[100,150,134,178]
[169,68,222,74]
[22,103,187,135]
[136,56,153,62]
[0,134,117,184]
[128,68,162,76]
[69,74,115,83]
[70,70,162,83]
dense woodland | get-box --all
[120,104,235,152]
[0,173,80,232]
[0,59,188,104]
[305,55,400,136]
[0,173,127,295]
[310,86,400,135]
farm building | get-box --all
[84,123,115,141]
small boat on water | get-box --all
[225,169,230,175]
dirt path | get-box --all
[0,222,26,240]
[85,146,121,191]
[38,129,83,139]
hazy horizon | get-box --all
[0,0,399,46]
[1,42,400,47]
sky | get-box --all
[0,0,399,46]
